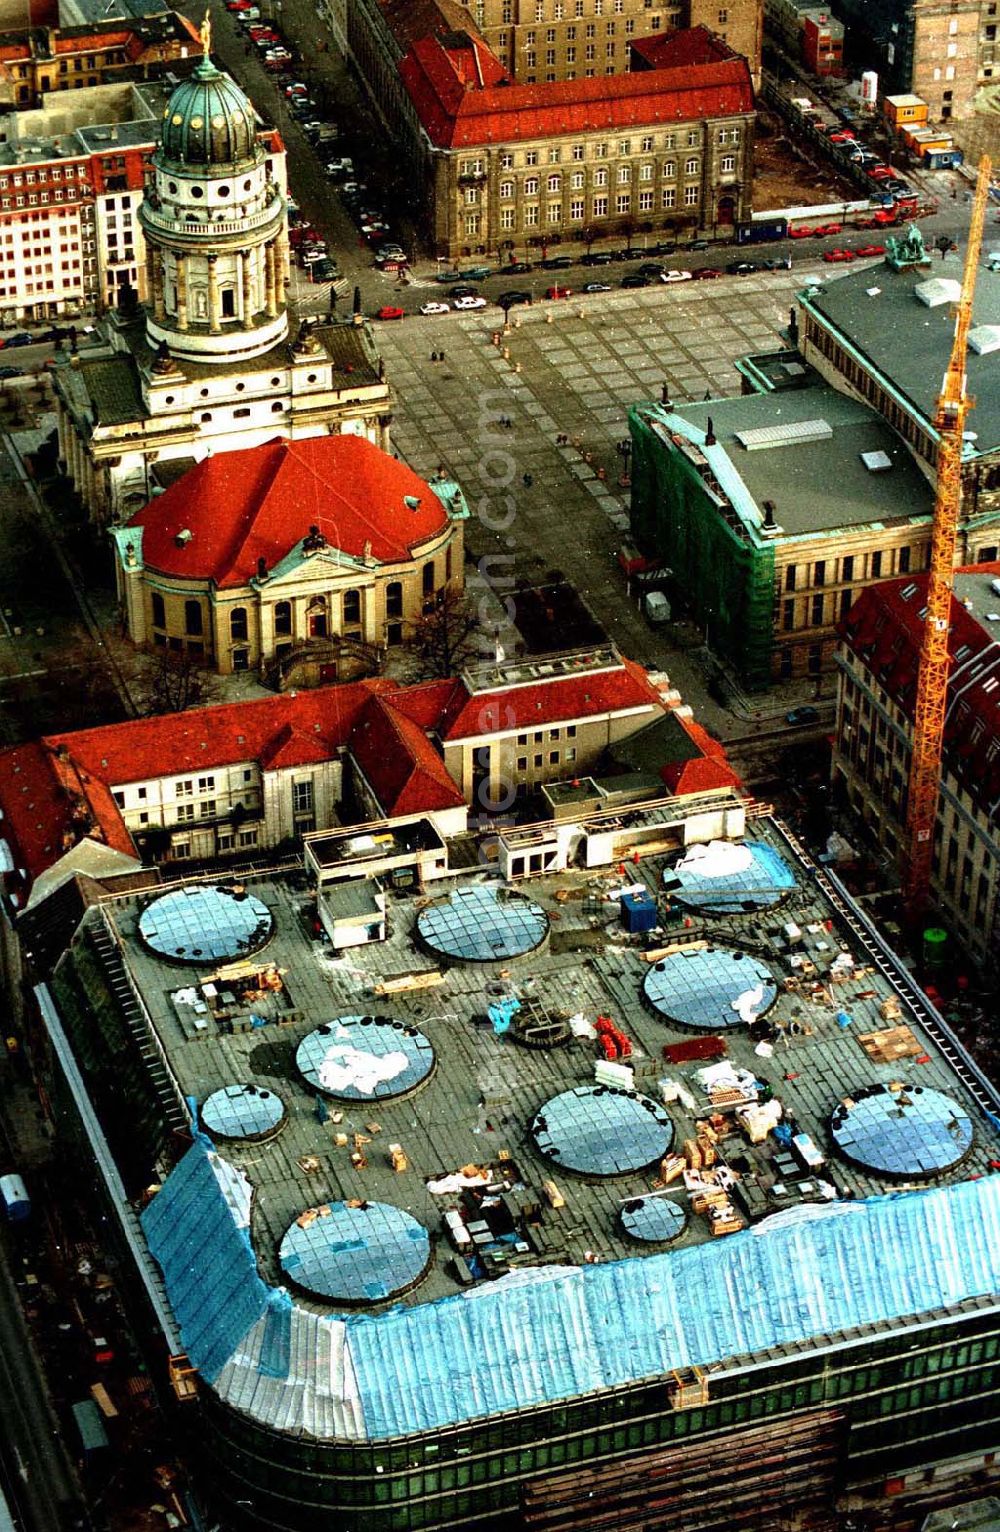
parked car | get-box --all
[499,260,533,274]
[691,267,722,280]
[812,223,842,236]
[541,255,573,270]
[309,259,338,282]
[326,158,354,177]
[0,365,22,378]
[854,243,885,258]
[823,248,856,262]
[868,166,892,180]
[687,239,709,251]
[454,294,487,309]
[544,285,572,299]
[375,306,405,320]
[435,269,466,284]
[580,251,612,265]
[620,273,651,288]
[4,332,34,347]
[725,261,758,275]
[420,301,451,315]
[449,285,479,299]
[785,706,820,727]
[496,290,532,306]
[582,281,612,292]
[638,262,665,278]
[660,269,693,283]
[789,227,815,239]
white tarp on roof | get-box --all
[676,840,753,879]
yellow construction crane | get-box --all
[903,154,992,919]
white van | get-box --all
[644,591,671,625]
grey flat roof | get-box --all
[803,257,1000,456]
[59,815,1000,1322]
[669,384,934,539]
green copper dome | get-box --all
[159,58,259,170]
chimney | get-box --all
[705,416,716,446]
[762,500,777,529]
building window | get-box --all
[684,185,699,205]
[465,213,480,235]
[525,204,539,225]
[592,196,608,216]
[618,165,631,183]
[151,591,165,628]
[548,173,561,191]
[292,779,314,815]
[871,550,882,578]
[524,150,539,166]
[570,198,585,219]
[720,155,735,173]
[616,193,631,213]
[638,190,653,211]
[274,600,292,636]
[662,188,675,208]
[783,599,795,631]
[898,546,911,573]
[232,649,249,672]
[230,606,248,641]
[525,176,540,195]
[500,180,514,198]
[184,600,203,636]
[501,208,516,228]
[548,201,562,223]
[176,803,195,823]
[811,593,825,626]
[343,589,361,626]
[685,157,699,175]
[662,160,675,177]
[572,143,584,159]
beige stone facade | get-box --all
[910,0,982,122]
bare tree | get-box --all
[403,588,481,680]
[136,646,218,716]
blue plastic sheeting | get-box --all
[260,1288,293,1380]
[146,1142,1000,1441]
[141,1138,269,1384]
[346,1176,1000,1438]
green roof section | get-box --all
[158,56,260,171]
[81,355,146,426]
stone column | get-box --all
[264,241,277,319]
[239,250,252,321]
[175,253,188,331]
[275,234,289,297]
[148,246,165,321]
[208,256,220,334]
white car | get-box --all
[453,295,487,310]
[660,269,694,283]
[420,301,451,315]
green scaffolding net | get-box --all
[628,404,776,691]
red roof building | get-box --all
[389,21,754,257]
[0,653,737,913]
[836,564,1000,966]
[114,436,469,680]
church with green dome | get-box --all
[53,30,393,526]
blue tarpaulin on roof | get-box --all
[141,1139,269,1384]
[144,1141,1000,1439]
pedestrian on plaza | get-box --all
[431,351,438,363]
[522,472,533,488]
[439,350,446,361]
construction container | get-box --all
[884,94,928,129]
[620,891,658,933]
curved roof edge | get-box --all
[142,1140,1000,1443]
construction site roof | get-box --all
[50,810,1000,1443]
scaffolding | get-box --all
[629,405,776,690]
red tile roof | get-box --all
[0,656,735,898]
[435,655,664,739]
[398,27,754,148]
[128,437,451,588]
[840,564,1000,819]
[629,24,739,69]
[350,695,466,816]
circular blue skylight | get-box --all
[663,839,795,913]
[643,945,777,1031]
[830,1083,974,1178]
[201,1083,286,1142]
[138,884,273,964]
[295,1016,435,1101]
[278,1201,431,1304]
[532,1085,674,1178]
[620,1196,687,1244]
[416,885,549,963]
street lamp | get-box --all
[616,437,632,487]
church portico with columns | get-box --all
[53,22,392,524]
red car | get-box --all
[691,267,722,279]
[823,248,856,262]
[376,306,405,320]
[545,285,572,299]
[868,166,892,180]
[813,223,842,237]
[789,226,814,239]
[854,243,885,258]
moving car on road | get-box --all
[786,706,820,727]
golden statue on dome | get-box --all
[200,8,212,55]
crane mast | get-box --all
[903,155,992,918]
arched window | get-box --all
[343,589,361,627]
[273,600,292,636]
[230,606,248,641]
[385,581,403,619]
[151,591,165,628]
[184,600,203,636]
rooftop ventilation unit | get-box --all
[968,324,1000,356]
[734,419,832,451]
[860,450,893,472]
[914,277,961,308]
